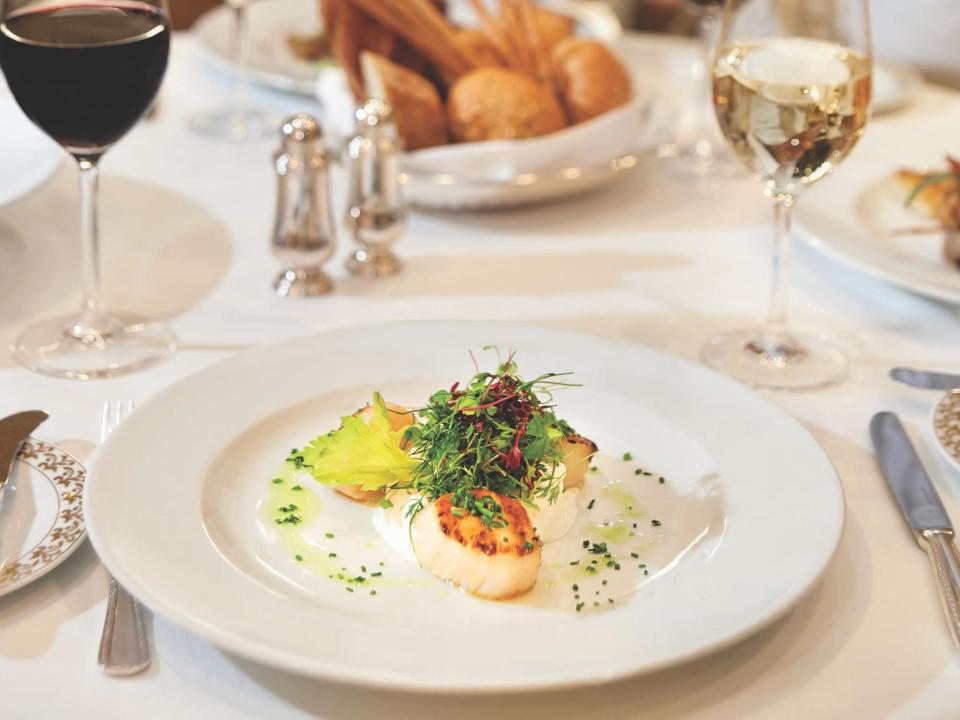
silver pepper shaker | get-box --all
[271,113,337,297]
[344,99,406,278]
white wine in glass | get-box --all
[702,0,872,390]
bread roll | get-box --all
[551,37,632,123]
[535,6,575,50]
[361,51,449,151]
[447,67,566,142]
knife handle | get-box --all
[919,529,960,648]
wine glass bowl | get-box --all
[0,0,177,379]
[702,0,872,390]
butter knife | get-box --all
[871,411,960,647]
[890,367,960,391]
[0,410,49,493]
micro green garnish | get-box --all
[278,504,298,513]
[587,541,608,555]
[276,514,302,525]
[576,602,585,612]
[585,565,597,575]
[622,452,633,461]
[378,497,394,509]
[292,485,303,491]
[402,351,579,527]
[286,450,312,470]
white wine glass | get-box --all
[702,0,872,389]
[189,0,268,140]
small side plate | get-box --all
[0,439,86,598]
[933,390,960,473]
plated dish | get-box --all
[85,322,844,691]
[795,101,960,304]
[0,439,86,598]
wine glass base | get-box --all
[701,328,848,391]
[659,138,747,183]
[12,312,177,380]
[189,108,271,141]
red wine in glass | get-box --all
[0,0,176,380]
[0,2,169,158]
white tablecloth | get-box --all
[2,32,960,719]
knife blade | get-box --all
[871,411,960,648]
[0,410,48,491]
[890,367,960,391]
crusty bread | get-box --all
[447,67,566,142]
[551,37,632,123]
[361,51,449,151]
[535,5,575,50]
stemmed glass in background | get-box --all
[702,0,872,389]
[189,0,267,140]
[0,0,176,378]
[659,0,742,181]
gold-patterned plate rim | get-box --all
[934,391,960,470]
[0,439,86,597]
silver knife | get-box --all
[0,410,49,492]
[890,367,960,391]
[871,411,960,647]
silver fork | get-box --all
[97,400,151,676]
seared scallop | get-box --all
[557,434,598,488]
[412,489,541,599]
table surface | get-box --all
[3,30,960,720]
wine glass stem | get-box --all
[765,193,796,347]
[74,157,104,339]
[228,0,251,116]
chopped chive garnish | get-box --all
[587,498,596,510]
[622,452,633,461]
[651,519,661,527]
[271,478,283,484]
[325,532,335,539]
[294,554,303,562]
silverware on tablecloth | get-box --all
[0,411,48,498]
[344,98,405,279]
[271,113,337,298]
[890,367,960,391]
[871,411,960,648]
[97,400,151,676]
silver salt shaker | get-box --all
[271,113,337,297]
[344,99,406,278]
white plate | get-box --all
[0,98,60,208]
[85,321,843,691]
[796,113,960,304]
[194,0,622,97]
[0,439,86,597]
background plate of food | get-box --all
[795,97,960,305]
[194,0,622,97]
[85,321,843,692]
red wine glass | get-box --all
[0,0,176,378]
